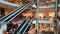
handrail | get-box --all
[0,3,26,20]
[22,20,32,34]
[13,19,32,34]
[13,19,30,34]
[1,4,28,21]
[6,3,30,23]
[1,3,32,26]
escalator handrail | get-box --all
[17,19,32,34]
[2,3,30,25]
[20,20,30,34]
[6,3,30,23]
[0,3,26,20]
[13,19,30,34]
[19,19,30,32]
[6,3,32,23]
[1,4,29,22]
[2,5,30,25]
[22,20,33,34]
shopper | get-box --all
[7,21,18,32]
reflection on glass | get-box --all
[38,23,56,34]
[39,0,55,6]
[38,8,56,34]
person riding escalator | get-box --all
[6,21,18,34]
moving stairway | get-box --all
[0,3,33,26]
[13,19,32,34]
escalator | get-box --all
[20,20,32,34]
[13,19,32,34]
[0,3,26,20]
[0,3,33,26]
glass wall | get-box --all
[33,0,58,34]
